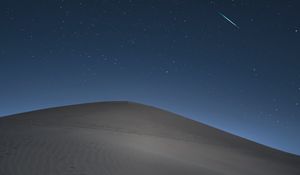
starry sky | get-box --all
[1,0,300,155]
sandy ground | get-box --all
[0,101,299,175]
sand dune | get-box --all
[0,101,299,175]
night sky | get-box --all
[1,0,300,155]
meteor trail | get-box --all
[218,12,240,29]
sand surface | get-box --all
[0,101,299,175]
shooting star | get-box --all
[218,12,240,29]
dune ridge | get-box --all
[0,101,299,175]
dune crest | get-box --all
[0,101,299,175]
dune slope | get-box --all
[0,101,299,175]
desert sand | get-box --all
[0,101,299,175]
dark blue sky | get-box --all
[1,0,300,155]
